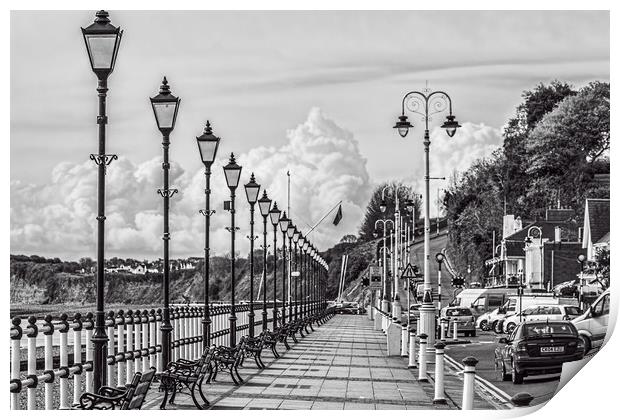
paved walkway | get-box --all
[143,315,493,410]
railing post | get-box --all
[125,310,134,383]
[408,326,417,369]
[84,312,94,393]
[58,313,70,410]
[133,310,143,373]
[149,309,157,369]
[72,313,83,406]
[43,315,54,409]
[418,333,428,382]
[461,356,479,410]
[26,316,37,410]
[142,310,149,372]
[433,341,447,404]
[156,309,163,372]
[106,311,115,386]
[10,318,22,410]
[172,307,180,362]
[116,310,126,386]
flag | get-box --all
[333,204,343,226]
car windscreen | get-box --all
[446,308,472,316]
[524,323,576,337]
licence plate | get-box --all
[540,346,564,353]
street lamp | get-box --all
[269,202,282,329]
[279,212,291,323]
[196,121,220,347]
[302,239,310,318]
[287,223,296,322]
[244,173,261,337]
[150,77,181,369]
[374,218,394,314]
[257,191,272,330]
[223,153,242,347]
[435,253,445,311]
[292,229,301,320]
[81,10,122,391]
[394,88,459,348]
[578,254,586,310]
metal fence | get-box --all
[9,302,303,410]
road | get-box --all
[443,330,560,406]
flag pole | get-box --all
[304,200,343,237]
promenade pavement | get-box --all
[143,314,497,410]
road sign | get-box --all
[400,263,418,279]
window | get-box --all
[524,322,577,337]
[550,307,562,315]
[565,306,582,316]
[446,308,473,317]
[522,307,536,316]
[488,296,504,307]
[602,295,610,316]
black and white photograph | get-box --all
[7,4,614,415]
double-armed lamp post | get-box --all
[393,89,460,346]
[81,10,122,391]
[150,77,181,369]
[196,121,220,347]
[244,174,261,337]
[257,191,272,330]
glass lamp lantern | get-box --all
[441,115,461,138]
[287,224,296,239]
[269,202,281,226]
[393,115,412,138]
[279,211,291,233]
[244,173,261,205]
[223,153,242,190]
[150,77,180,134]
[196,121,220,166]
[293,229,300,244]
[258,191,272,217]
[81,10,122,80]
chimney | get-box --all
[555,226,562,242]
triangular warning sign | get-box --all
[400,263,417,279]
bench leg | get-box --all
[197,378,210,407]
[229,367,240,385]
[160,387,170,410]
[234,365,244,384]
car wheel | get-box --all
[480,320,489,331]
[580,335,591,355]
[511,360,524,384]
[493,321,503,334]
[506,323,517,334]
[495,359,510,381]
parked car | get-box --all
[476,308,503,331]
[572,290,610,354]
[501,304,582,334]
[335,302,362,315]
[440,306,476,337]
[494,320,585,384]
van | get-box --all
[572,290,610,354]
[452,287,516,316]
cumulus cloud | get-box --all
[11,108,373,260]
[403,122,503,217]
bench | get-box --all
[211,337,247,385]
[158,345,216,410]
[75,367,156,410]
[242,334,266,369]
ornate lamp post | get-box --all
[257,191,272,331]
[81,10,122,391]
[269,202,282,328]
[223,153,242,347]
[279,212,291,323]
[150,77,181,369]
[435,253,445,311]
[244,174,261,337]
[578,254,586,310]
[196,121,220,348]
[394,89,460,347]
[287,224,296,322]
[301,239,309,318]
[292,228,301,320]
[374,218,394,314]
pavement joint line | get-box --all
[223,392,435,407]
[248,373,418,383]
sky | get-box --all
[10,10,609,260]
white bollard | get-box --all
[386,320,401,355]
[408,327,418,368]
[418,333,428,382]
[453,319,459,339]
[461,356,479,410]
[440,318,447,341]
[433,341,447,404]
[401,324,409,356]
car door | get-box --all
[590,294,610,346]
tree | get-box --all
[340,234,357,243]
[524,81,610,219]
[79,257,95,271]
[594,248,609,290]
[358,181,421,241]
[502,81,576,216]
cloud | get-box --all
[10,108,373,260]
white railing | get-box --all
[9,301,308,410]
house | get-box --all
[485,208,582,290]
[582,198,610,261]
